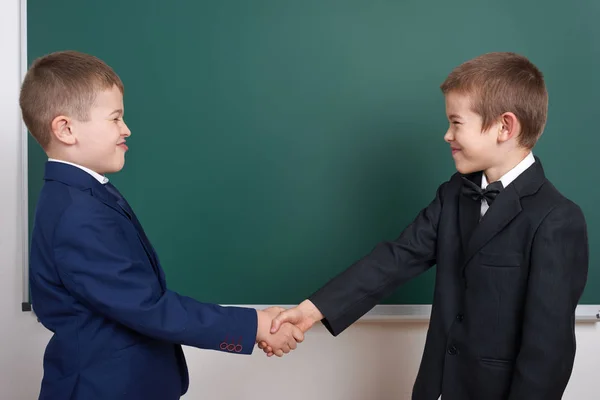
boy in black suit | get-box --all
[262,52,588,400]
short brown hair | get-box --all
[440,52,547,149]
[19,50,124,150]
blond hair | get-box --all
[19,50,124,149]
[441,52,547,148]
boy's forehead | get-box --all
[93,85,124,109]
[445,91,473,114]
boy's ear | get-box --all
[50,115,77,145]
[497,112,521,144]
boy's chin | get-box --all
[104,162,125,175]
[454,161,480,175]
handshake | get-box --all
[255,300,324,357]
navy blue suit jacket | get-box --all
[30,162,258,400]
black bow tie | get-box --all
[461,177,504,205]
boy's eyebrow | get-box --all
[447,113,463,120]
[109,109,123,117]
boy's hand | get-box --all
[257,300,323,357]
[271,300,323,333]
[256,307,304,357]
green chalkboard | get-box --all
[27,0,599,305]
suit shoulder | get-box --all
[539,180,584,211]
[448,171,466,185]
[536,180,586,226]
[434,172,464,198]
[34,181,77,232]
[36,181,112,231]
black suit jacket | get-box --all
[309,157,588,400]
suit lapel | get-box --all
[458,173,482,256]
[93,184,132,220]
[43,162,166,290]
[119,198,167,290]
[464,184,522,264]
[97,188,166,291]
[43,162,130,220]
[461,156,547,265]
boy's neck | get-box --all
[484,148,531,184]
[46,150,84,170]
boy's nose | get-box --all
[444,129,453,143]
[122,123,131,137]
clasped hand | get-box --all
[256,300,324,357]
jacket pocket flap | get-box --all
[479,251,522,267]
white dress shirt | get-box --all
[48,158,109,184]
[479,152,535,217]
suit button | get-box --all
[456,313,464,322]
[447,345,458,355]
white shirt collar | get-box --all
[481,152,535,189]
[48,158,109,184]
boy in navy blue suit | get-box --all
[20,50,302,400]
[264,52,589,399]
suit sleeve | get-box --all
[508,202,589,400]
[308,181,446,336]
[53,203,258,355]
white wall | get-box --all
[0,0,53,399]
[1,0,598,398]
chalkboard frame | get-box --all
[18,0,600,322]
